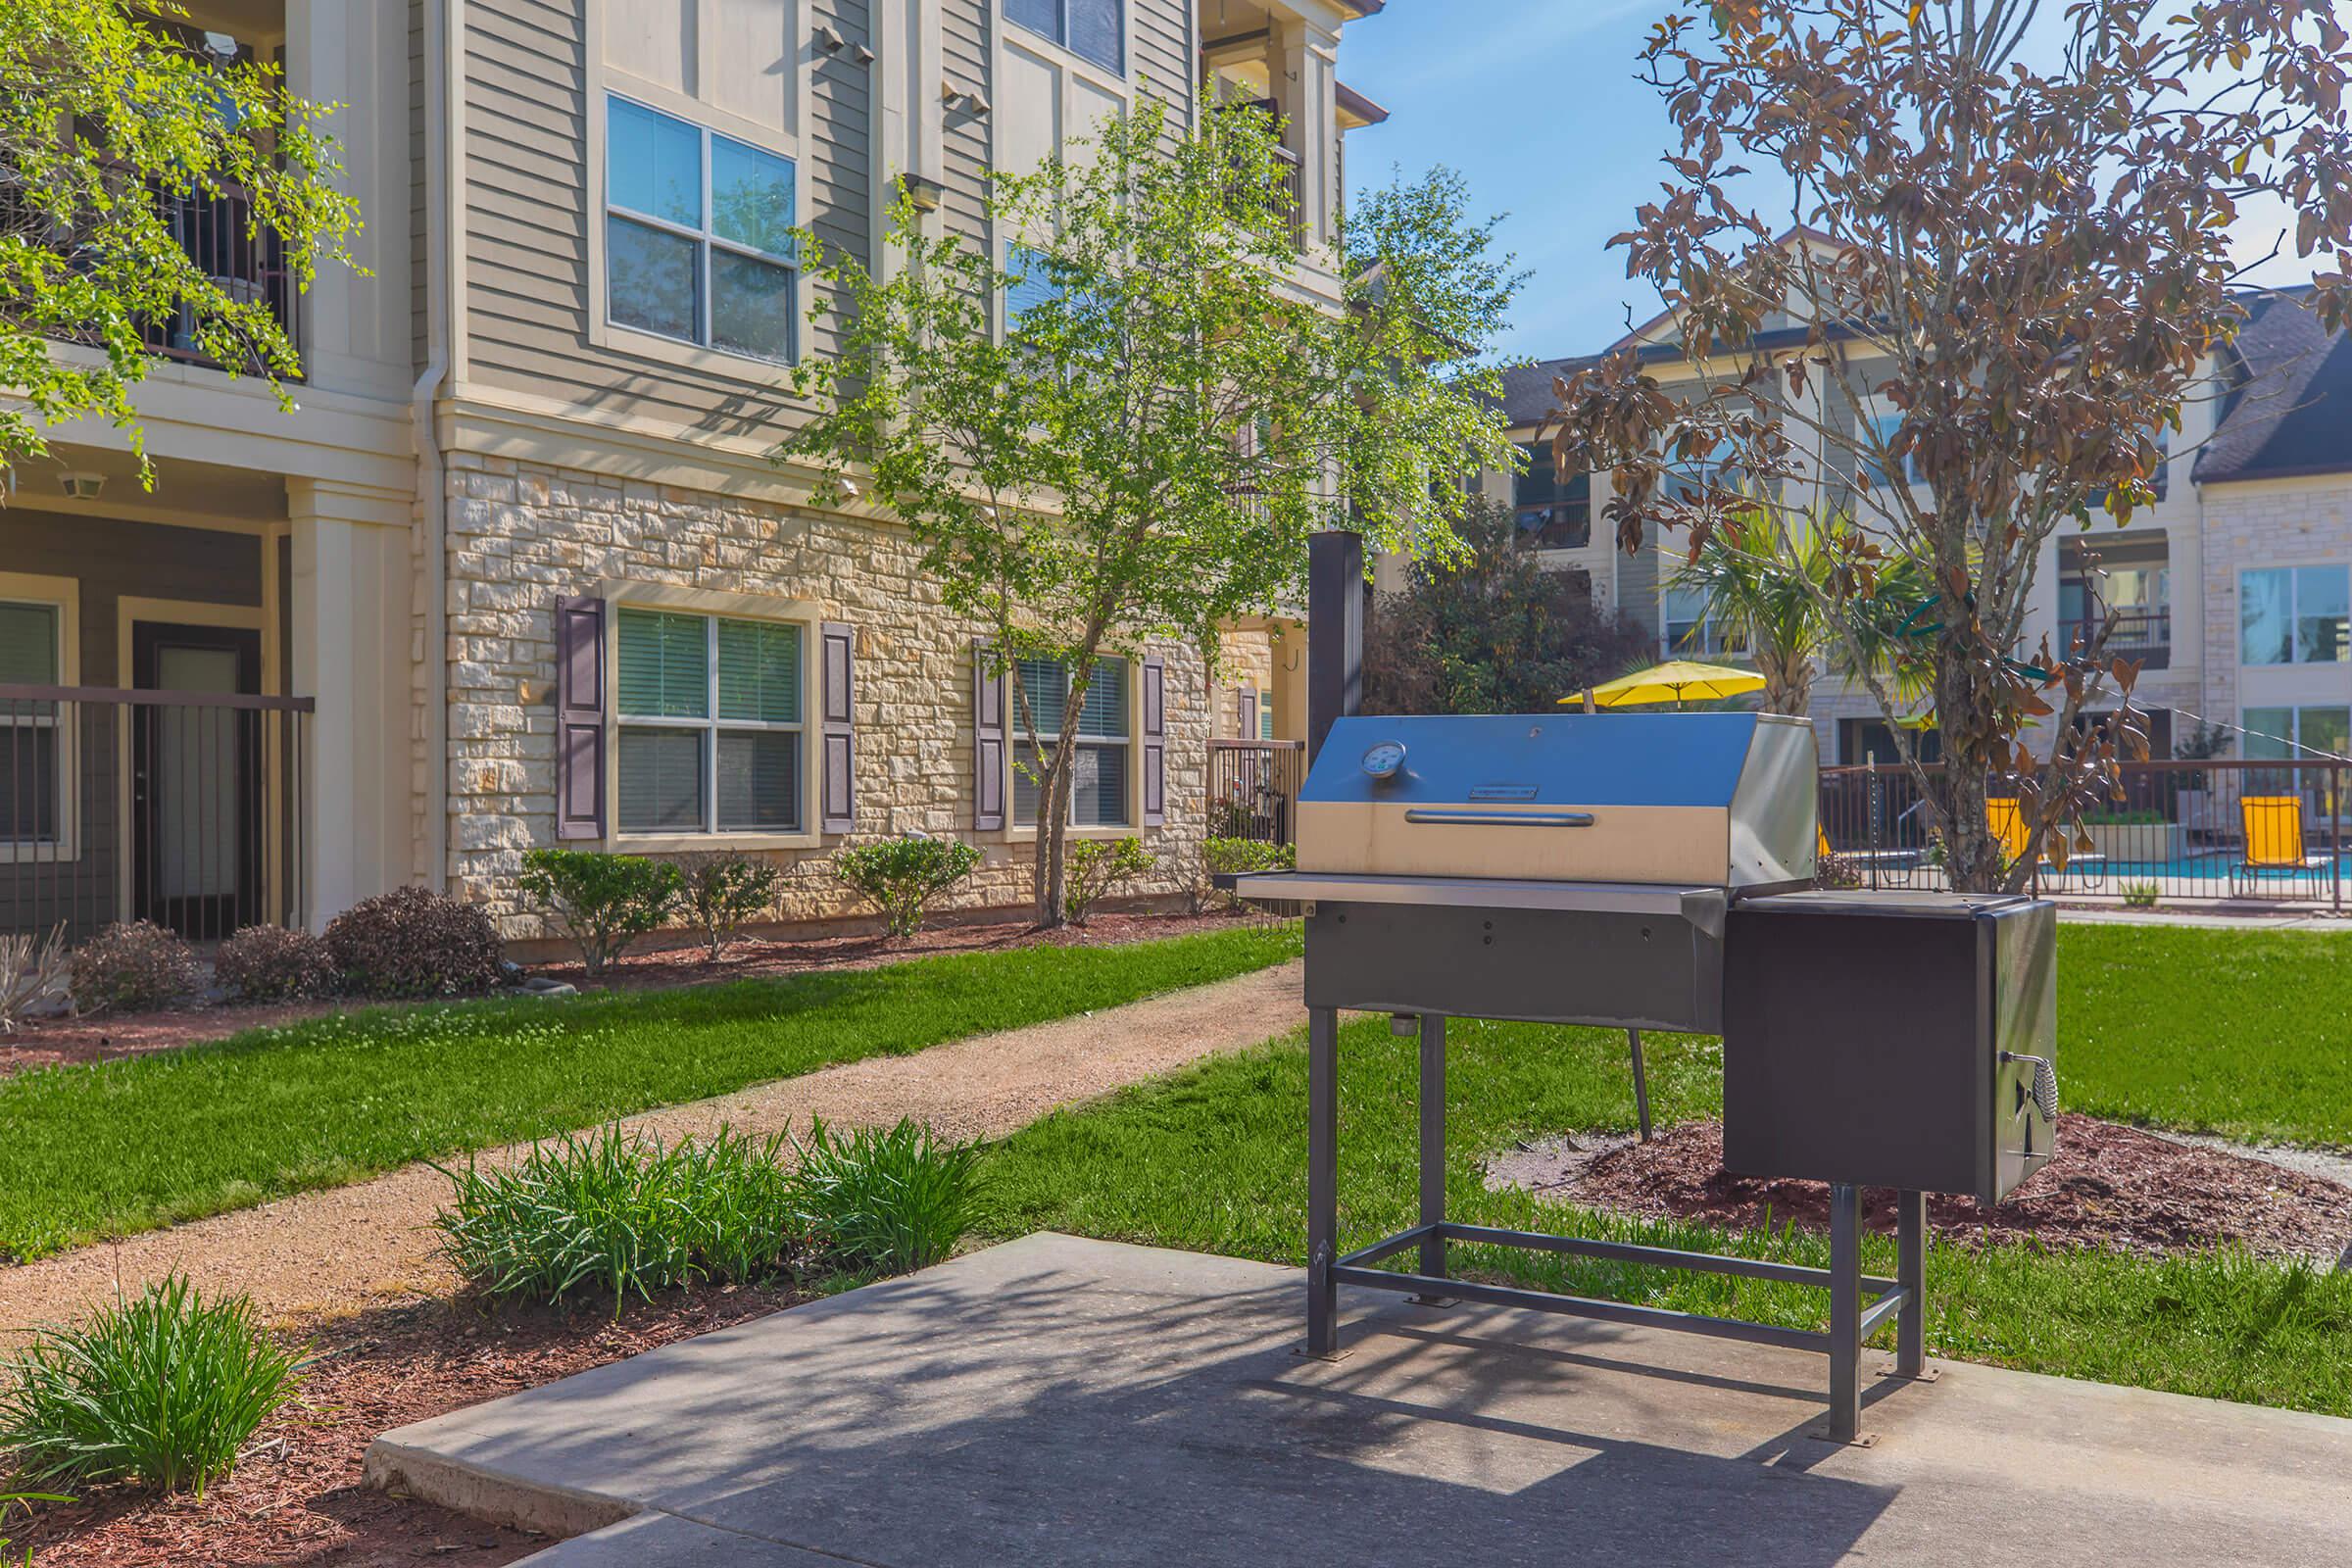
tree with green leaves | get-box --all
[1364,494,1651,716]
[1665,504,1931,716]
[1,0,358,481]
[1550,0,2352,891]
[781,99,1518,924]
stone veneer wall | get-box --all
[2199,478,2352,735]
[440,453,1212,937]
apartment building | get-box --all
[1470,266,2352,769]
[0,0,1384,942]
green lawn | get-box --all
[2059,924,2352,1143]
[0,923,1301,1262]
[982,924,2352,1414]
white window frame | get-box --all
[605,584,822,851]
[1010,655,1136,834]
[0,573,79,865]
[2240,564,2351,668]
[601,91,801,368]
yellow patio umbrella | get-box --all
[1566,660,1767,711]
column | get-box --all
[289,478,418,929]
[1274,16,1341,258]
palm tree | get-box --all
[1666,504,1928,717]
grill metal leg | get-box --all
[1304,1004,1341,1358]
[1627,1028,1652,1141]
[1824,1182,1863,1443]
[1413,1014,1450,1300]
[1895,1189,1931,1380]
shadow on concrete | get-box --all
[380,1241,1903,1566]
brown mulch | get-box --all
[11,1282,808,1567]
[528,907,1266,992]
[1556,1114,2352,1262]
[0,909,1268,1079]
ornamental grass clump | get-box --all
[790,1117,984,1279]
[435,1125,800,1309]
[433,1118,984,1310]
[0,1275,301,1496]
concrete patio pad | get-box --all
[368,1234,2352,1567]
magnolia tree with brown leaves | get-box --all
[1547,0,2352,892]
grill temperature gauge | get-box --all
[1360,741,1407,780]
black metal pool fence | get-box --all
[1820,758,2348,908]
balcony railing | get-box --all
[1208,739,1305,845]
[2060,608,2170,666]
[0,174,300,374]
[3,685,315,945]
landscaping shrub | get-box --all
[1202,837,1295,875]
[67,921,202,1014]
[1815,850,1864,891]
[2123,881,2162,909]
[0,927,69,1032]
[325,887,505,999]
[675,851,780,959]
[436,1125,800,1308]
[0,1275,299,1496]
[433,1117,983,1308]
[1062,836,1152,925]
[836,834,983,939]
[212,924,338,1002]
[792,1117,983,1278]
[518,849,681,976]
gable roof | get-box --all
[1499,355,1599,429]
[2196,287,2352,485]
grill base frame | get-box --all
[1306,1004,1929,1446]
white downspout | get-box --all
[413,0,464,892]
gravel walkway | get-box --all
[0,959,1304,1338]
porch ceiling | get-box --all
[8,444,290,531]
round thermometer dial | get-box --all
[1360,741,1408,780]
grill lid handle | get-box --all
[1400,808,1596,827]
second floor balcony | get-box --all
[2061,605,2172,667]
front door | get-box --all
[131,622,263,939]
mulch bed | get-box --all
[529,907,1269,993]
[1549,1114,2352,1262]
[11,1283,808,1567]
[0,909,1274,1080]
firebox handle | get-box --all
[1401,809,1596,827]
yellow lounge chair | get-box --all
[2230,795,2328,896]
[1988,799,2105,891]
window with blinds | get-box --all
[615,608,803,834]
[0,600,63,847]
[1011,655,1131,828]
[1004,0,1123,74]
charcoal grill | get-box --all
[1234,696,2058,1444]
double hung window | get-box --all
[1011,657,1131,827]
[606,95,798,363]
[616,608,804,835]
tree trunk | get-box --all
[1757,648,1813,717]
[1028,647,1102,929]
[1936,653,2004,894]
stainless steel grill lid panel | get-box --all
[1295,712,1817,890]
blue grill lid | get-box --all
[1306,713,1770,808]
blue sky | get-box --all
[1336,1,2323,364]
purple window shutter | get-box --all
[973,639,1006,832]
[554,595,608,840]
[1142,653,1166,828]
[819,621,857,834]
[1238,687,1258,743]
